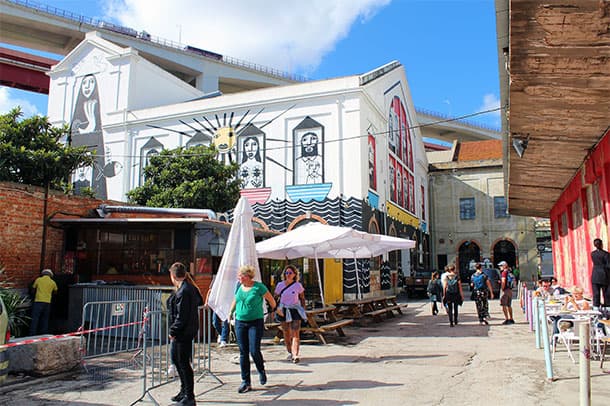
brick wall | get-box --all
[0,181,110,289]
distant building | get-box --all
[427,139,538,281]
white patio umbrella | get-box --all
[207,197,261,321]
[256,222,415,301]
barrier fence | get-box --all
[0,300,220,405]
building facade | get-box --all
[428,140,538,281]
[46,32,430,302]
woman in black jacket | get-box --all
[167,262,203,406]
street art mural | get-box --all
[293,116,324,185]
[368,134,376,191]
[238,124,265,189]
[70,73,107,198]
[388,95,415,214]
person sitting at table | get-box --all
[550,277,568,298]
[274,265,306,364]
[550,285,591,335]
[535,279,553,299]
[563,286,590,312]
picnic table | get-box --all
[265,306,353,345]
[333,295,407,322]
[302,306,354,344]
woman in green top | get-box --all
[230,265,276,394]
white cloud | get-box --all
[0,87,39,117]
[477,93,501,127]
[104,0,390,75]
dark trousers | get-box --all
[212,313,230,342]
[171,339,194,400]
[446,301,459,324]
[29,302,51,336]
[235,318,265,385]
[592,283,609,308]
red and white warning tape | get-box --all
[0,320,144,349]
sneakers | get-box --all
[292,356,300,364]
[502,319,514,325]
[237,382,252,393]
[168,364,177,378]
[509,319,515,324]
[259,370,267,385]
[219,341,228,348]
[217,335,222,344]
[286,353,293,361]
[177,398,196,406]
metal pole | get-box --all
[579,321,591,406]
[537,299,554,381]
[534,297,541,349]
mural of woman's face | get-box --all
[81,75,96,98]
[244,137,259,159]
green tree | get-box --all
[0,108,94,190]
[127,145,241,212]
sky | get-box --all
[0,0,501,130]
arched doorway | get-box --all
[458,241,480,282]
[493,240,517,268]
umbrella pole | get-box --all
[314,251,325,306]
[354,254,362,299]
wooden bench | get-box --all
[304,306,354,344]
[363,305,401,322]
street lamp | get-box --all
[209,229,226,257]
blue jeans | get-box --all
[212,312,230,342]
[235,318,265,385]
[30,302,51,335]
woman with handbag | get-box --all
[274,265,306,363]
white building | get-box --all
[47,32,430,301]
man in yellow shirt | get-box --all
[29,269,58,335]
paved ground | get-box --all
[1,297,608,405]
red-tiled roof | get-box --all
[456,140,502,161]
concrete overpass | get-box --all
[0,0,303,95]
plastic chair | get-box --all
[551,318,579,363]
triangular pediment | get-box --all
[49,31,136,76]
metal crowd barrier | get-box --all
[80,300,148,359]
[131,306,220,405]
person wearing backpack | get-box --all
[499,261,515,325]
[443,266,464,327]
[427,271,443,315]
[470,263,494,325]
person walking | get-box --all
[470,263,494,325]
[274,265,306,363]
[426,271,443,315]
[167,262,203,406]
[591,238,610,310]
[499,261,515,325]
[443,266,463,327]
[29,269,58,335]
[230,265,277,394]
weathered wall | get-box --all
[0,181,104,289]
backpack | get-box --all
[472,273,487,290]
[446,278,459,295]
[506,272,515,289]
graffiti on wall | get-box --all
[70,73,108,198]
[293,116,324,185]
[387,95,415,214]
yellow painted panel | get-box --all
[387,201,420,228]
[323,258,343,304]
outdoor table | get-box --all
[333,295,406,322]
[303,306,353,344]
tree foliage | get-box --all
[127,145,241,212]
[0,108,94,189]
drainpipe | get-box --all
[39,182,50,271]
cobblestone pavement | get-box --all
[1,298,608,405]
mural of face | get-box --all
[301,132,319,157]
[244,136,260,160]
[213,127,235,154]
[81,75,96,98]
